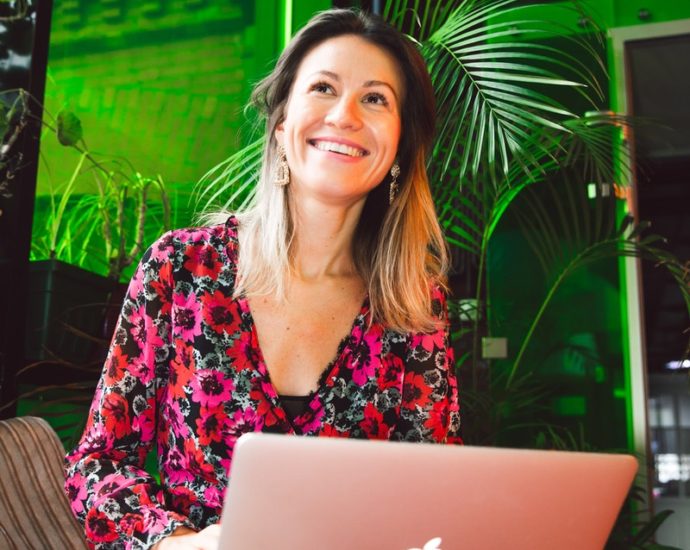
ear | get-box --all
[274,121,285,147]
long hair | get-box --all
[230,8,448,333]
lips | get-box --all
[308,139,369,158]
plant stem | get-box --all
[507,257,580,388]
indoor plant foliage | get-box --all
[197,0,689,440]
[31,106,171,283]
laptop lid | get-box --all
[218,433,638,550]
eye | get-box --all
[309,81,334,94]
[363,92,389,107]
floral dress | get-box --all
[64,216,462,549]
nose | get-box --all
[324,95,363,131]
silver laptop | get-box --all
[218,433,638,550]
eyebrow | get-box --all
[310,70,400,102]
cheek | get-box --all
[380,119,402,158]
[386,114,402,144]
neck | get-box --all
[288,193,366,281]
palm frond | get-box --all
[193,137,264,215]
[383,0,467,41]
[507,176,690,386]
[420,0,605,184]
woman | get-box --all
[65,8,461,549]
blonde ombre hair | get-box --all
[216,9,448,333]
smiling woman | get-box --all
[63,8,461,550]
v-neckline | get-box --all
[239,295,369,431]
[224,216,370,432]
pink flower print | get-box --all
[133,408,155,442]
[224,408,260,448]
[128,353,156,385]
[410,328,446,354]
[190,370,234,408]
[64,472,88,515]
[119,507,168,539]
[162,446,194,485]
[164,399,191,439]
[351,327,382,386]
[220,456,233,478]
[172,292,202,341]
[79,421,114,455]
[137,507,169,537]
[127,266,145,300]
[128,303,164,351]
[150,233,175,261]
[93,473,129,500]
[203,485,223,509]
[299,402,325,433]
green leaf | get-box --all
[56,110,83,147]
[632,510,675,544]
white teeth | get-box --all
[312,140,365,157]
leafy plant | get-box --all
[30,103,172,282]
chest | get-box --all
[247,278,366,395]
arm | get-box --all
[392,285,462,444]
[65,234,194,549]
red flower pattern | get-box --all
[65,218,461,549]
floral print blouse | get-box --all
[64,217,462,549]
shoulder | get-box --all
[142,216,238,265]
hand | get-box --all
[152,524,221,550]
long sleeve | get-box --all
[64,233,193,549]
[392,285,462,444]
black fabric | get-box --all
[279,395,312,424]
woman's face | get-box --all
[275,34,403,207]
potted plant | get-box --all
[23,100,171,374]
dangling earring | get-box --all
[389,162,401,205]
[275,145,290,187]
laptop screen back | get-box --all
[219,433,638,550]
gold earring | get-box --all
[275,145,290,187]
[389,163,400,205]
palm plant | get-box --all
[195,0,690,450]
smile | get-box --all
[309,139,368,158]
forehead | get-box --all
[294,34,403,96]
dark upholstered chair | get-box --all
[0,416,88,549]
